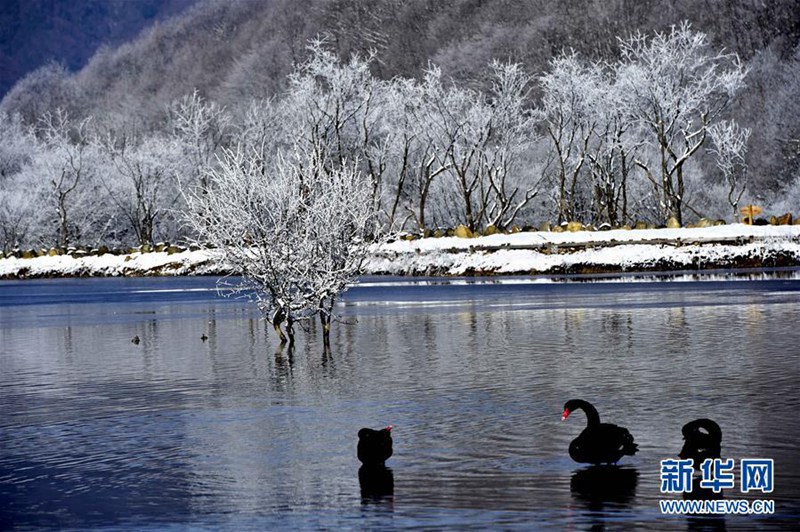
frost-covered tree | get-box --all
[283,41,387,210]
[169,89,230,189]
[585,73,643,226]
[540,53,604,224]
[233,98,289,167]
[0,186,34,252]
[618,23,747,224]
[184,142,381,346]
[32,109,108,248]
[0,113,39,250]
[481,61,542,228]
[0,62,78,126]
[422,62,540,231]
[372,70,455,231]
[708,120,751,219]
[425,71,488,231]
[97,130,185,246]
[0,113,37,180]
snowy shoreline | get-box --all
[2,224,800,280]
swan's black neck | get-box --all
[568,399,601,427]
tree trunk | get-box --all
[272,307,287,344]
[675,163,685,226]
[58,193,70,248]
[320,311,331,349]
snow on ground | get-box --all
[367,240,800,275]
[0,248,226,279]
[2,224,800,279]
[379,223,800,252]
[366,224,800,275]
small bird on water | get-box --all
[131,335,140,345]
[201,333,208,342]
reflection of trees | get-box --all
[421,314,437,354]
[667,306,690,353]
[62,325,75,363]
[1,378,196,526]
[562,308,580,356]
[600,312,634,357]
[272,342,295,392]
[129,319,160,378]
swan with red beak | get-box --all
[562,399,638,465]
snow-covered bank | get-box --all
[2,224,800,279]
[366,224,800,275]
[0,248,227,279]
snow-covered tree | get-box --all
[169,89,230,189]
[97,130,185,246]
[283,41,387,211]
[184,141,381,346]
[618,23,747,224]
[708,120,751,219]
[540,53,605,223]
[483,61,542,228]
[32,109,109,248]
[422,62,540,231]
[0,113,39,250]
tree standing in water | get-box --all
[184,142,380,349]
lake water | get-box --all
[1,272,799,530]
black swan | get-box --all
[562,399,638,464]
[679,418,721,469]
[357,425,393,467]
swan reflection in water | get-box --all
[683,485,726,532]
[679,418,726,531]
[569,465,638,530]
[570,465,639,508]
[358,465,394,504]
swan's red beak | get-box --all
[561,408,570,421]
[385,425,393,432]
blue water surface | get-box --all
[1,272,799,529]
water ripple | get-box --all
[1,275,799,529]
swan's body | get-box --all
[679,418,721,469]
[562,399,638,465]
[357,426,393,466]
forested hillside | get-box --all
[1,0,799,252]
[0,0,197,97]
